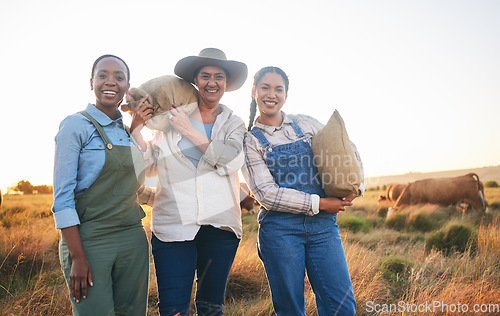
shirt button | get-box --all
[120,139,123,141]
[268,148,273,152]
[113,125,116,128]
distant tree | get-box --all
[14,180,35,194]
[34,185,53,194]
[485,180,499,188]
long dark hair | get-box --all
[91,54,130,82]
[248,66,289,131]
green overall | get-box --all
[59,111,149,316]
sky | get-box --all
[1,0,499,192]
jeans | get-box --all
[258,209,356,316]
[151,225,240,316]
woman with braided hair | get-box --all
[242,66,364,316]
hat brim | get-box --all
[174,56,248,92]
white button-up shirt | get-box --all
[144,103,245,242]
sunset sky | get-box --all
[1,0,499,192]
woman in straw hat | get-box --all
[133,48,248,316]
[242,66,364,316]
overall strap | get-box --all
[250,127,271,147]
[79,111,113,150]
[290,118,305,138]
[125,126,141,147]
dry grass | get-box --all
[0,194,70,315]
[1,189,499,315]
[400,220,499,315]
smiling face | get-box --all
[194,65,227,108]
[252,72,288,124]
[91,57,130,113]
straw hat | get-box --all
[174,48,248,92]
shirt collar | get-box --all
[85,104,123,126]
[254,111,292,135]
[182,103,232,133]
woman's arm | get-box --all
[168,106,246,176]
[129,95,153,152]
[137,185,156,206]
[52,116,92,302]
[319,194,356,214]
[203,119,246,176]
[61,226,93,303]
[52,116,84,229]
[128,98,159,177]
[167,106,212,153]
[242,133,317,215]
[243,135,355,215]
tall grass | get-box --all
[0,194,71,315]
[1,189,499,315]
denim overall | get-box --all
[251,119,356,316]
[59,111,149,316]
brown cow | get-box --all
[391,173,487,212]
[239,183,258,214]
[378,184,406,202]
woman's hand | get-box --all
[70,256,93,303]
[130,94,154,132]
[61,226,93,303]
[169,104,212,152]
[168,104,195,136]
[319,193,357,214]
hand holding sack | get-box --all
[312,110,362,198]
[121,75,199,130]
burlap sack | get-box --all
[121,75,199,130]
[312,110,362,198]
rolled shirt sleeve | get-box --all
[203,117,246,176]
[52,116,83,229]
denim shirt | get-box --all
[52,104,134,229]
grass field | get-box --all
[1,189,499,315]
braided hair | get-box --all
[91,54,130,82]
[248,66,289,131]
